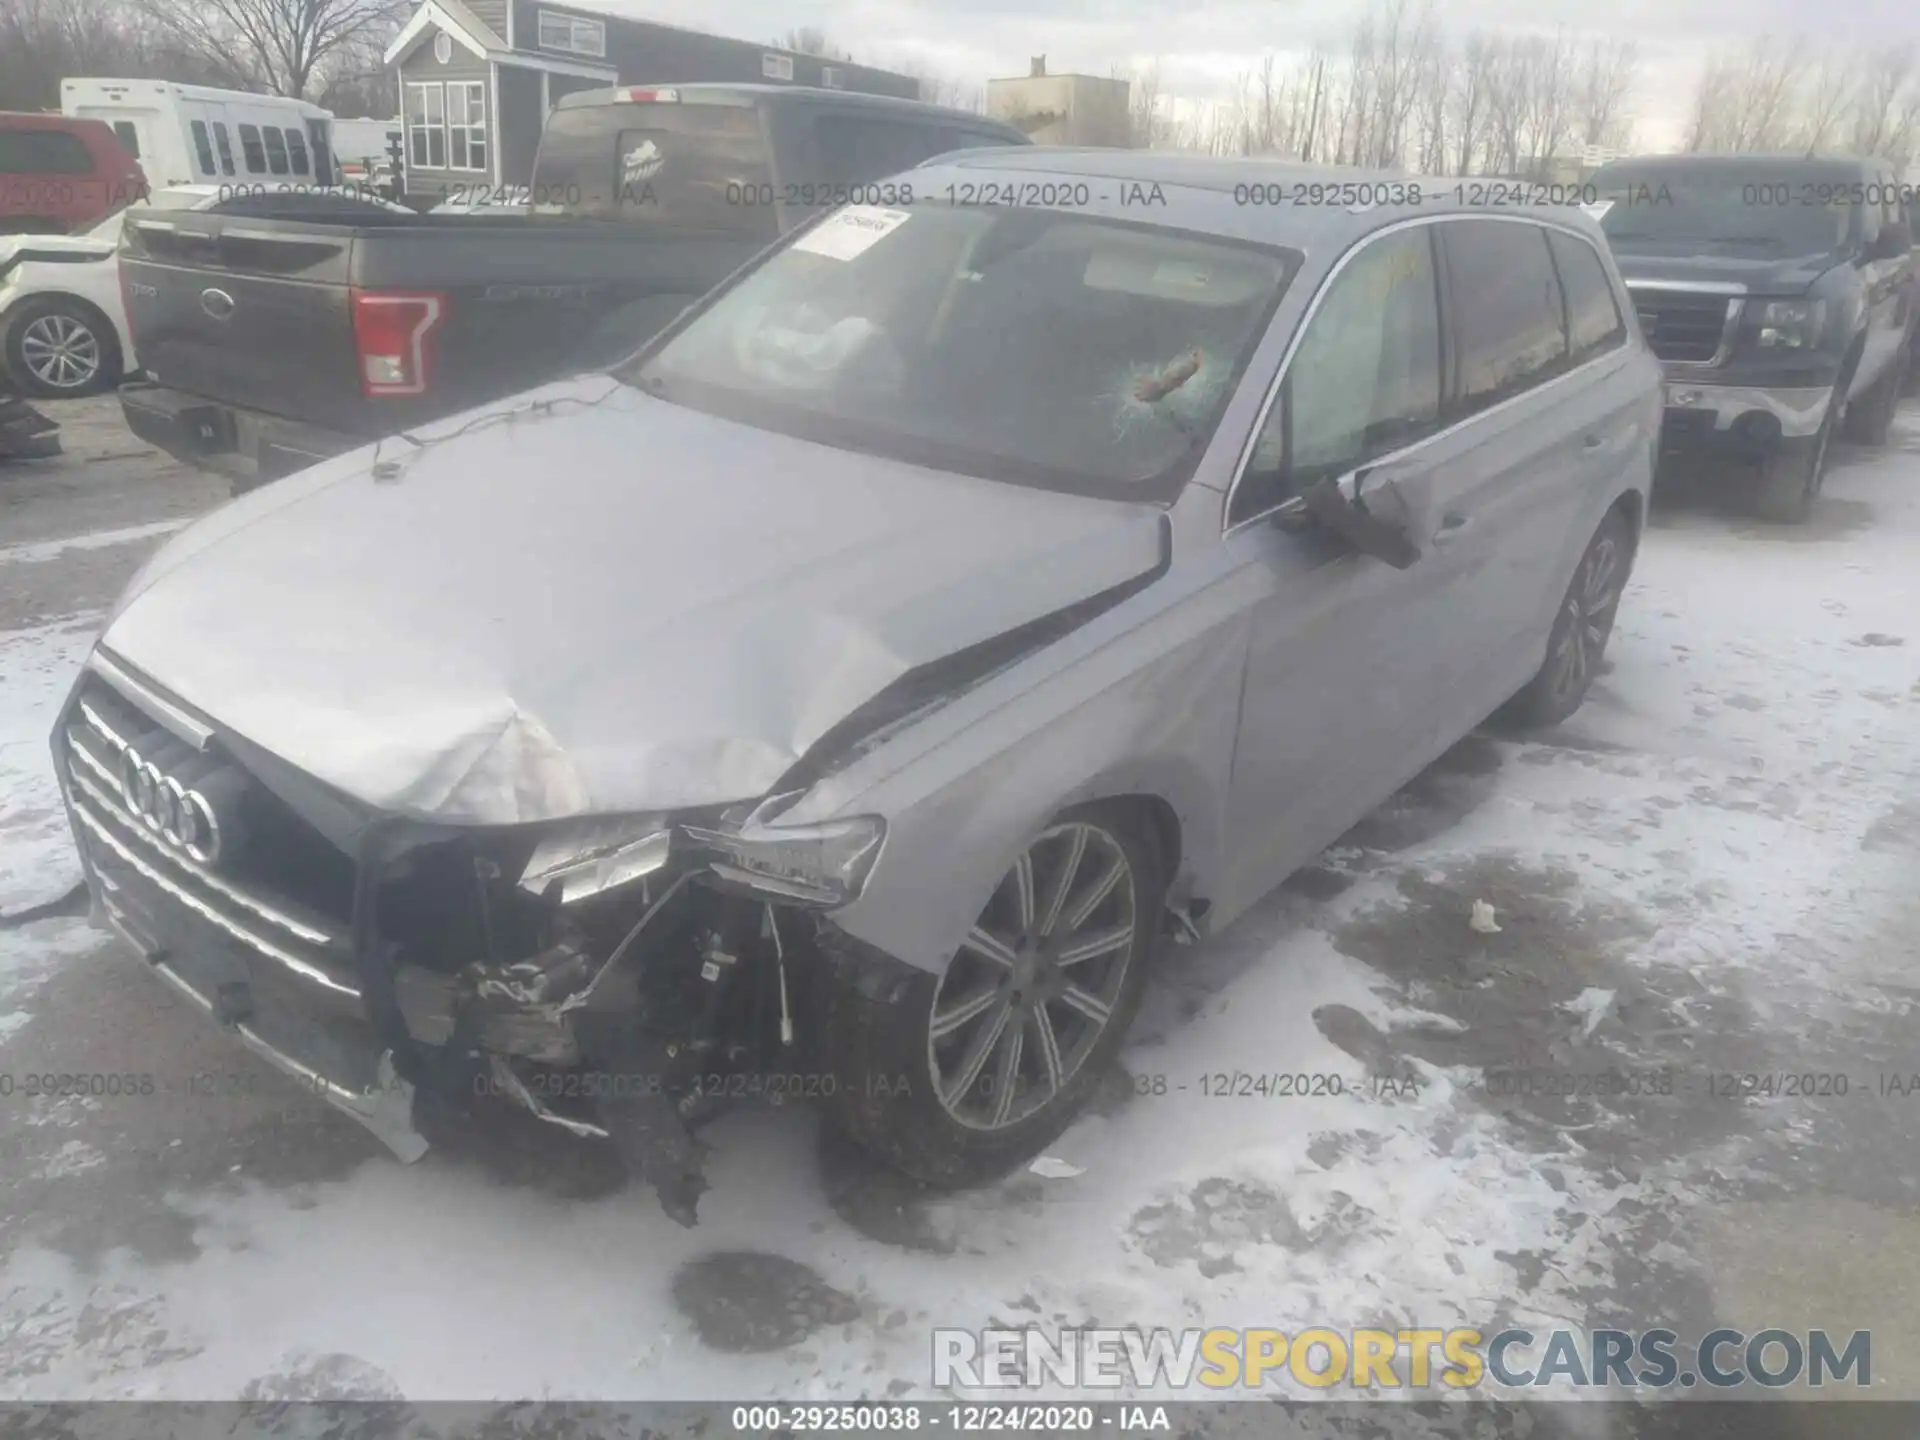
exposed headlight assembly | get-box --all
[518,815,672,903]
[1747,298,1826,350]
[682,816,885,907]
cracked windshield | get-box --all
[0,0,1917,1436]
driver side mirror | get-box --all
[1300,470,1421,569]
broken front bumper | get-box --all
[102,893,429,1161]
[55,669,437,1160]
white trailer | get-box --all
[60,79,340,190]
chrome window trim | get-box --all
[1222,211,1635,538]
[1621,278,1748,295]
[89,648,213,749]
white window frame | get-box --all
[537,10,605,58]
[406,81,448,169]
[821,64,845,90]
[447,79,487,172]
[762,53,794,81]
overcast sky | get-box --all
[584,0,1911,150]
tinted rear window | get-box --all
[532,101,776,238]
[1446,220,1568,414]
[1546,229,1625,364]
[0,128,95,175]
[813,115,968,186]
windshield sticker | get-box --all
[1151,261,1214,290]
[622,139,665,186]
[792,205,912,261]
[1108,347,1231,439]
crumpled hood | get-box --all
[1608,247,1845,297]
[101,376,1167,824]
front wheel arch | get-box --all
[814,798,1167,1187]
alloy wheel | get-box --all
[1549,532,1624,701]
[20,313,101,391]
[928,821,1139,1132]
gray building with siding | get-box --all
[383,0,921,198]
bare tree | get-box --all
[133,0,406,100]
[1447,32,1498,174]
[1117,59,1168,148]
[1515,32,1576,177]
[1685,37,1807,153]
[1679,34,1920,166]
[312,29,392,116]
[1849,44,1919,165]
[1412,33,1449,174]
[1,0,244,110]
[1574,36,1639,149]
[1792,45,1854,153]
[888,60,982,112]
[780,26,851,62]
[1483,36,1530,174]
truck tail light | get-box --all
[350,288,445,396]
[623,87,678,103]
[118,259,135,346]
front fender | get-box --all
[811,605,1249,977]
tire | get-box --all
[1502,508,1634,729]
[1752,402,1837,525]
[818,801,1165,1188]
[4,297,122,398]
[1842,346,1908,446]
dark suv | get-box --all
[1589,153,1916,522]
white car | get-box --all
[0,184,409,397]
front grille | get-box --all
[60,681,363,1000]
[1633,290,1738,365]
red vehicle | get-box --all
[0,113,146,235]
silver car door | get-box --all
[1411,217,1632,738]
[1214,221,1463,918]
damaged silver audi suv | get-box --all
[54,150,1661,1224]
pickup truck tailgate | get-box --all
[119,211,750,439]
[121,214,364,430]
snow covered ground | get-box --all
[2,398,1918,1417]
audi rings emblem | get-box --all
[119,747,222,865]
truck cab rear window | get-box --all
[531,102,777,240]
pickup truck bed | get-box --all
[119,210,755,491]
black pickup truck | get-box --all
[117,85,1028,494]
[1588,152,1917,523]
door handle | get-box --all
[1431,511,1472,545]
[1582,433,1606,450]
